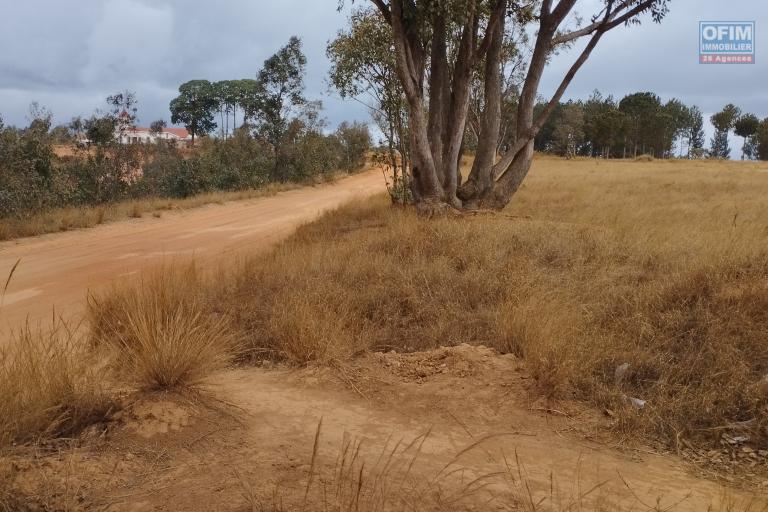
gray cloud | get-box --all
[1,0,765,146]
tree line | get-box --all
[534,94,768,160]
[0,37,371,218]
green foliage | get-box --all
[756,118,768,161]
[256,36,307,147]
[149,119,167,135]
[0,110,366,217]
[84,115,116,145]
[735,113,760,160]
[328,8,408,176]
[0,107,62,216]
[535,92,709,159]
[551,102,584,158]
[335,121,371,171]
[170,80,218,144]
[709,130,730,160]
[1,33,372,221]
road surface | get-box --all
[0,170,384,338]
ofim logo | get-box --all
[700,21,755,64]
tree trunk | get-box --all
[458,0,505,207]
[372,0,658,213]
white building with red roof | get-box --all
[116,125,192,145]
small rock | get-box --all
[758,450,768,457]
[723,435,749,445]
[622,396,646,410]
[614,363,630,384]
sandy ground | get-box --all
[0,169,384,339]
[10,345,764,511]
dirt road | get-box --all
[0,170,384,338]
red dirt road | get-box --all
[0,170,384,339]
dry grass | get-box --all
[217,156,768,451]
[88,263,238,390]
[240,422,767,512]
[0,320,113,448]
[0,172,348,242]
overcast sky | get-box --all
[1,0,765,146]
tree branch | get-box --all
[552,0,657,46]
[371,0,392,25]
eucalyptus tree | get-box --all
[347,0,671,211]
[685,105,705,158]
[734,113,759,160]
[710,104,741,159]
[328,8,410,193]
[757,118,768,161]
[257,36,307,148]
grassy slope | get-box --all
[217,156,768,450]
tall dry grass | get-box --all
[0,321,112,447]
[88,263,238,390]
[217,157,768,451]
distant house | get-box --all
[116,126,192,146]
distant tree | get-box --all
[84,115,117,145]
[68,116,86,143]
[756,118,768,161]
[734,113,759,160]
[238,79,265,128]
[257,36,307,148]
[709,104,741,159]
[583,90,624,158]
[212,81,233,139]
[662,99,689,158]
[149,119,167,137]
[335,121,372,170]
[619,92,663,157]
[170,80,218,146]
[50,124,73,144]
[552,102,584,158]
[685,106,705,158]
[107,90,138,138]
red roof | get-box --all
[163,127,190,138]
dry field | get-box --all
[2,155,768,510]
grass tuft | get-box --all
[0,321,113,447]
[88,263,238,390]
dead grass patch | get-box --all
[88,263,238,390]
[0,320,113,448]
[218,158,768,454]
